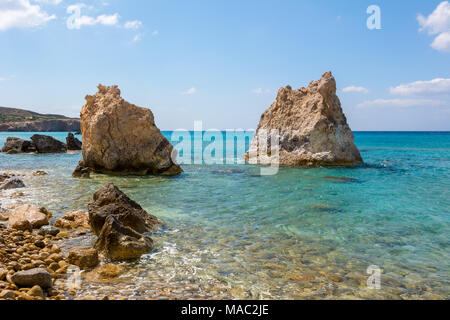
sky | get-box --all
[0,0,449,131]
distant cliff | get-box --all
[0,106,80,132]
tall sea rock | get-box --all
[73,85,182,176]
[245,72,363,166]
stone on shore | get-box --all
[74,84,182,176]
[66,133,82,151]
[88,183,161,236]
[11,268,53,289]
[8,204,50,230]
[37,226,60,237]
[245,72,363,166]
[94,215,153,261]
[72,164,90,178]
[54,210,90,230]
[30,134,67,154]
[68,247,99,269]
[0,178,25,190]
[1,137,36,154]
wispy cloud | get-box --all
[181,87,197,95]
[342,86,369,94]
[124,20,142,30]
[0,0,56,31]
[252,88,271,94]
[152,30,159,36]
[66,3,120,29]
[34,0,62,4]
[418,1,450,52]
[390,78,450,96]
[357,99,445,108]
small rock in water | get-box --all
[11,268,53,289]
[68,247,99,269]
[0,178,25,190]
[54,210,89,230]
[38,225,60,237]
[33,171,48,176]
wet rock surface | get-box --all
[31,134,67,154]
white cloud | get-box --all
[132,33,142,42]
[418,1,450,52]
[181,87,197,95]
[66,4,119,29]
[124,20,142,29]
[152,29,158,36]
[252,88,271,94]
[33,0,62,4]
[0,0,56,31]
[357,99,445,108]
[342,86,369,94]
[389,78,450,96]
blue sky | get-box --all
[0,0,449,130]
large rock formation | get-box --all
[88,183,161,261]
[31,134,67,153]
[74,84,182,176]
[245,72,363,166]
[66,133,82,151]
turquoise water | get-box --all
[0,132,449,299]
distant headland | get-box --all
[0,107,80,132]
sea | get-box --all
[0,131,449,300]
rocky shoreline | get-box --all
[0,174,162,301]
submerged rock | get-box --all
[31,134,67,153]
[38,225,60,237]
[245,72,363,166]
[88,183,161,236]
[66,133,82,151]
[74,84,182,176]
[0,178,25,190]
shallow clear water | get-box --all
[0,132,449,299]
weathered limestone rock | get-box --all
[66,133,82,150]
[95,215,153,261]
[1,137,36,154]
[88,183,161,236]
[31,134,67,153]
[11,268,52,288]
[75,84,182,176]
[54,210,90,230]
[245,72,363,166]
[8,204,50,230]
[68,247,99,269]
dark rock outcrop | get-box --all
[88,183,161,236]
[0,178,25,190]
[88,183,161,261]
[31,134,67,153]
[66,133,82,150]
[75,84,182,176]
[1,137,36,154]
[94,215,154,261]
